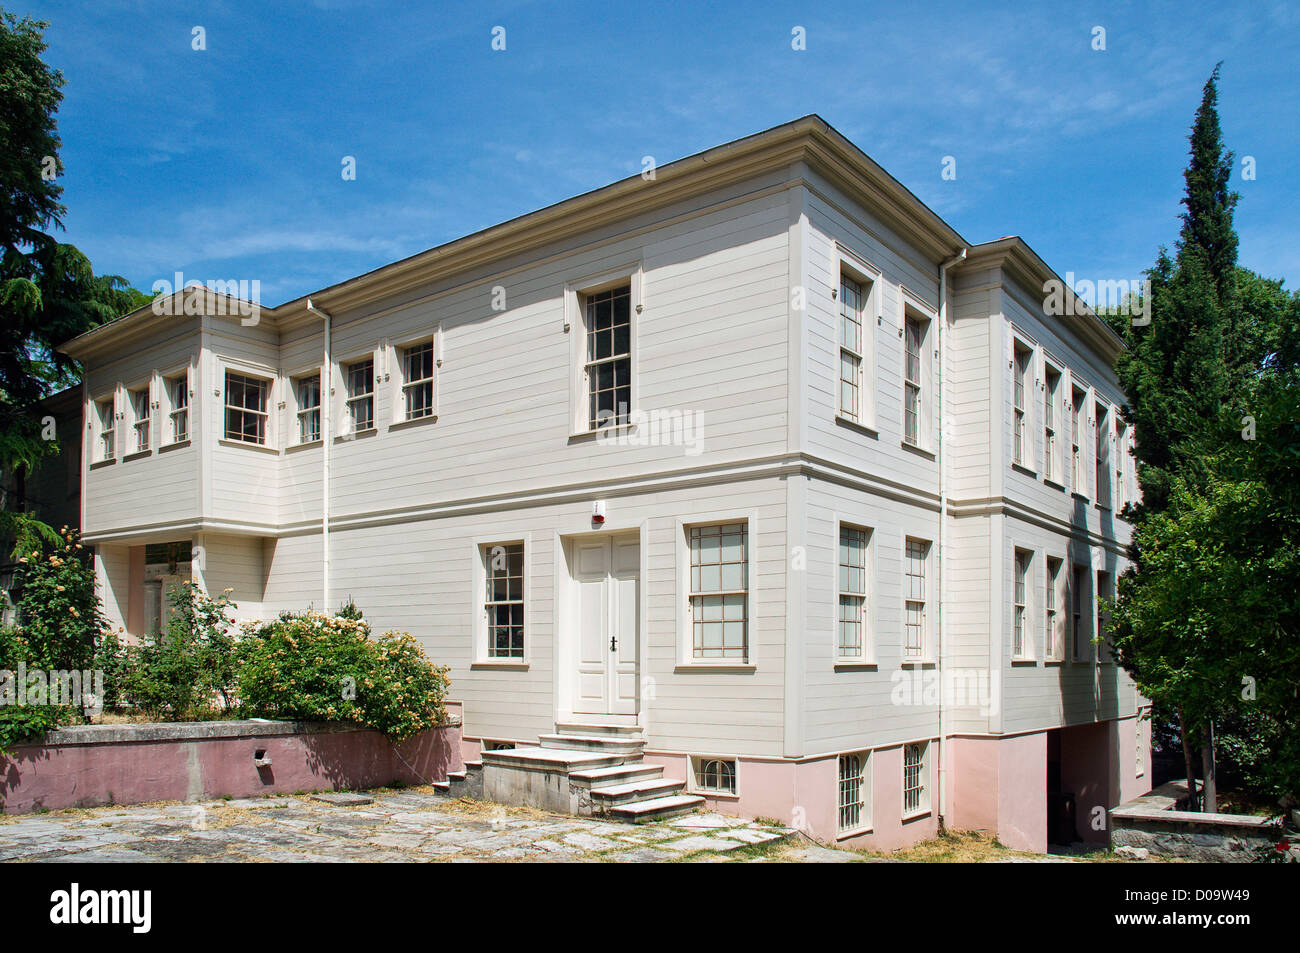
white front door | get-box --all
[573,536,639,715]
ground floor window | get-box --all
[692,756,737,795]
[483,542,524,658]
[903,741,928,815]
[838,752,869,832]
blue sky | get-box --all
[23,0,1300,304]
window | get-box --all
[838,752,869,832]
[904,538,930,659]
[584,284,631,429]
[1095,402,1111,508]
[224,372,269,445]
[1071,564,1089,661]
[689,522,748,660]
[1013,342,1032,467]
[95,396,116,461]
[903,742,928,815]
[402,340,435,421]
[1046,557,1063,660]
[345,358,374,433]
[838,524,870,659]
[1043,364,1061,482]
[483,542,524,659]
[1115,421,1129,511]
[1097,570,1113,662]
[129,385,150,453]
[839,276,866,421]
[903,315,926,446]
[1071,386,1087,494]
[1013,548,1031,659]
[296,374,321,443]
[165,373,189,443]
[694,757,736,795]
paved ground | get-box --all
[0,787,813,863]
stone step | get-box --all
[481,745,628,773]
[590,778,686,806]
[568,763,665,788]
[610,794,705,822]
[554,721,644,738]
[537,734,645,756]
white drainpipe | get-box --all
[936,246,966,828]
[306,298,333,610]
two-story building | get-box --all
[58,116,1150,851]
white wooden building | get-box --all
[60,116,1150,850]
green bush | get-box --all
[236,611,448,741]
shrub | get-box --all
[236,612,448,741]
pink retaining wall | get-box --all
[949,732,1047,853]
[0,719,463,814]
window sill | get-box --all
[568,422,638,444]
[1010,657,1038,666]
[89,458,116,470]
[1070,492,1090,504]
[1044,659,1065,666]
[1011,462,1037,478]
[834,660,878,671]
[286,439,321,454]
[1070,658,1095,666]
[900,658,936,667]
[1043,476,1066,491]
[900,440,935,460]
[219,438,278,455]
[334,428,377,443]
[835,415,878,439]
[901,808,932,823]
[692,790,739,801]
[836,824,874,841]
[673,664,756,674]
[122,449,152,462]
[389,414,438,433]
[470,661,530,671]
[1094,503,1112,513]
[159,439,191,453]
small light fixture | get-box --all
[592,501,606,524]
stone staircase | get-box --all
[479,723,704,821]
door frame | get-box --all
[555,525,646,726]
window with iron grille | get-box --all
[689,522,747,660]
[96,397,115,460]
[903,742,927,814]
[584,285,631,429]
[129,386,150,453]
[402,340,435,420]
[1013,343,1031,466]
[483,542,524,658]
[904,538,929,658]
[838,524,870,658]
[904,316,925,445]
[224,372,269,444]
[839,276,865,421]
[1046,556,1063,660]
[1095,402,1110,508]
[345,358,374,433]
[1043,364,1061,481]
[296,374,321,443]
[1013,548,1031,659]
[838,752,868,832]
[695,758,736,795]
[166,373,188,443]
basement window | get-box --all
[692,757,737,796]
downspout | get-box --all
[936,246,966,829]
[306,299,332,610]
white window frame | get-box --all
[1045,555,1065,662]
[1095,400,1112,509]
[901,297,935,450]
[837,750,872,835]
[1012,338,1034,470]
[834,247,880,430]
[1043,359,1063,484]
[94,394,117,462]
[223,370,271,446]
[1070,562,1091,662]
[163,369,189,445]
[399,337,436,422]
[1070,383,1088,498]
[687,522,749,662]
[675,512,757,668]
[903,536,932,661]
[902,741,930,818]
[293,371,322,444]
[482,541,525,660]
[343,355,375,434]
[128,382,151,454]
[566,264,641,437]
[690,756,738,797]
[1096,568,1114,663]
[1115,420,1130,512]
[1013,547,1033,661]
[470,534,531,666]
[836,521,874,663]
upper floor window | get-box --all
[584,284,631,429]
[837,524,870,660]
[295,374,321,443]
[1046,556,1064,661]
[483,542,525,659]
[402,340,435,421]
[95,396,116,461]
[1013,548,1032,660]
[839,276,866,422]
[903,314,928,447]
[1043,363,1061,483]
[225,372,269,445]
[1070,563,1089,661]
[129,385,150,453]
[689,522,748,660]
[1071,386,1087,495]
[165,372,189,443]
[1012,341,1032,467]
[904,537,930,659]
[1095,401,1111,508]
[345,358,374,433]
[1115,420,1130,512]
[1097,570,1114,662]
